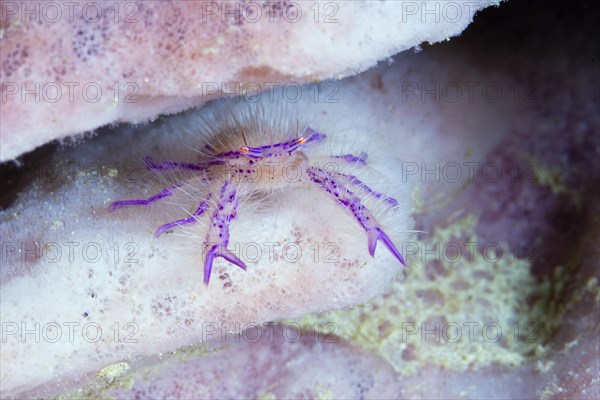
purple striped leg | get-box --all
[109,183,182,211]
[333,171,399,207]
[306,167,406,266]
[154,193,214,237]
[331,152,368,165]
[202,180,247,285]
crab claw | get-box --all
[203,245,247,285]
[368,228,406,266]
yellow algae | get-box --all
[106,167,119,179]
[315,386,334,400]
[532,161,567,195]
[258,392,277,400]
[292,214,546,374]
[56,343,226,399]
[97,362,130,382]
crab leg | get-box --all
[202,180,247,285]
[328,152,397,206]
[331,152,368,165]
[306,167,406,266]
[154,193,214,237]
[332,171,399,207]
[109,183,182,211]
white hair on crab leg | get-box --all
[109,96,411,285]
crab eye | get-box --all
[240,146,250,153]
[297,137,307,145]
